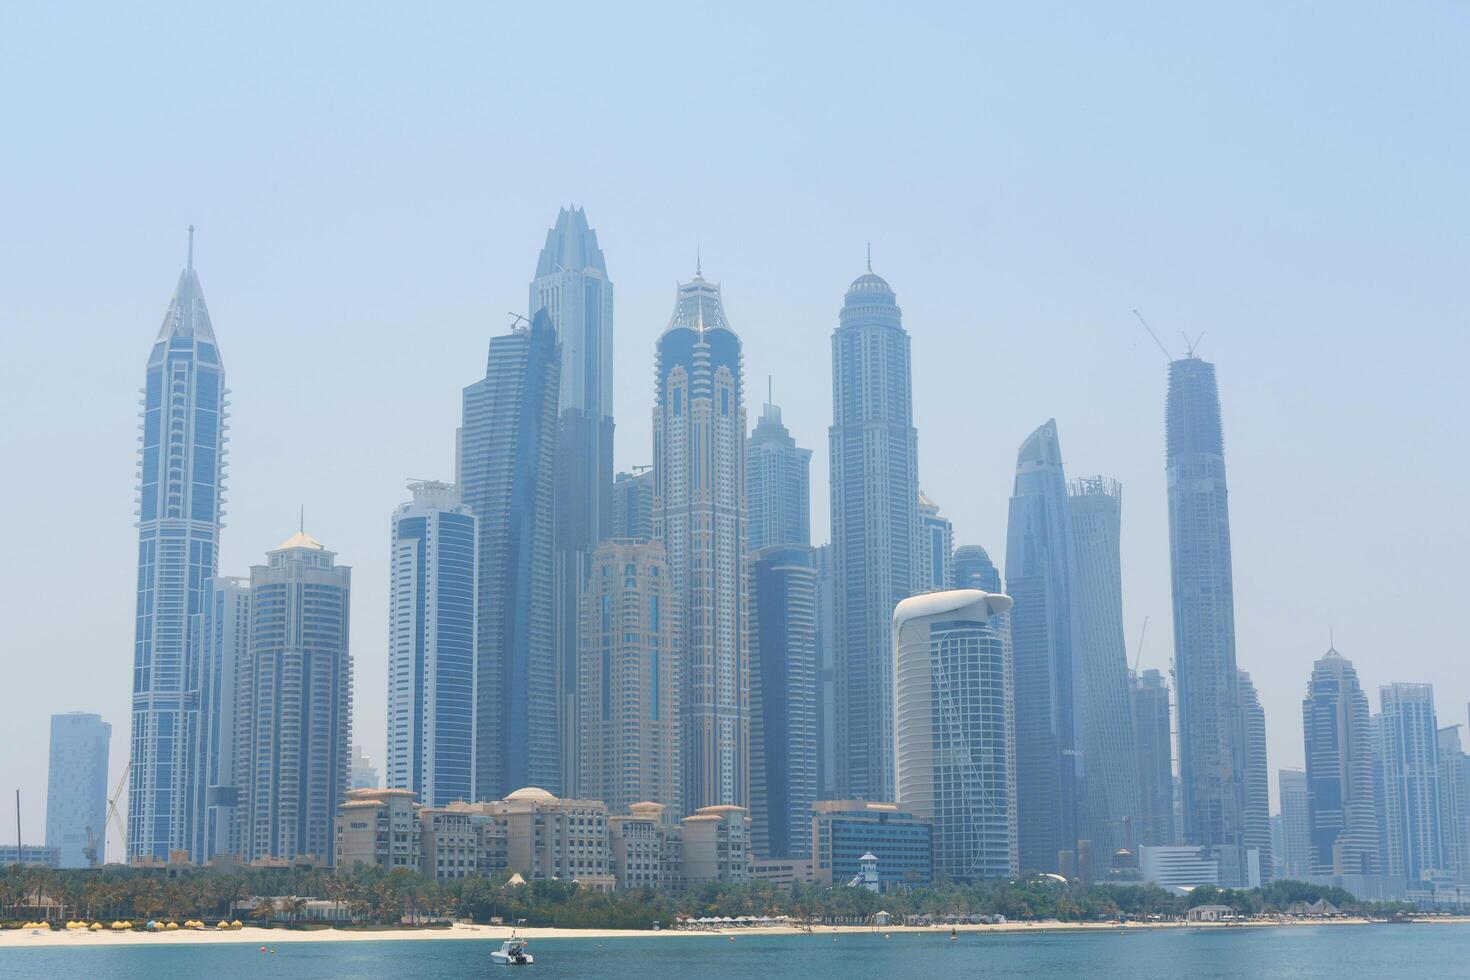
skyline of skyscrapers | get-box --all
[652,270,750,815]
[829,261,917,805]
[129,230,228,862]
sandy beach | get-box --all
[4,915,1464,950]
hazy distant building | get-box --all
[829,261,918,804]
[1069,476,1143,874]
[350,746,379,791]
[812,544,838,801]
[610,469,654,541]
[1005,419,1081,875]
[1165,355,1247,877]
[1238,670,1273,882]
[577,540,679,814]
[130,231,228,862]
[811,800,933,888]
[749,545,818,859]
[1302,648,1379,875]
[387,481,477,807]
[235,532,352,866]
[1132,669,1175,846]
[187,576,249,861]
[915,492,953,594]
[653,269,749,814]
[45,713,111,868]
[746,396,811,551]
[953,545,1001,593]
[461,311,562,800]
[1376,684,1445,884]
[1277,769,1312,880]
[1139,844,1219,890]
[1437,727,1470,886]
[531,207,615,799]
[893,589,1017,881]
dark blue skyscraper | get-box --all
[461,312,562,799]
[1303,648,1378,875]
[746,396,811,552]
[1132,668,1176,846]
[829,261,918,803]
[1166,355,1248,875]
[1005,419,1082,875]
[130,229,228,862]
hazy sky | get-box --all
[2,2,1466,854]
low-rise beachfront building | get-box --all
[750,856,813,888]
[609,801,682,891]
[811,800,933,888]
[334,788,421,872]
[1138,844,1220,890]
[681,805,751,887]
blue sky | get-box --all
[2,1,1466,851]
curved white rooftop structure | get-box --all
[892,588,1011,628]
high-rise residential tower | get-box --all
[746,395,811,552]
[577,540,679,814]
[45,713,111,868]
[916,492,954,594]
[812,543,839,801]
[186,576,249,861]
[387,481,477,806]
[1277,769,1312,879]
[749,544,818,859]
[1302,647,1379,875]
[531,207,615,795]
[1376,683,1446,884]
[1132,668,1176,846]
[1005,419,1082,875]
[461,311,562,800]
[1436,726,1470,886]
[829,261,918,803]
[893,589,1017,881]
[235,532,352,865]
[129,230,228,861]
[610,469,654,541]
[1165,355,1247,875]
[652,270,749,814]
[1238,670,1273,883]
[1069,476,1143,874]
[953,545,1002,593]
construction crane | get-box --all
[1131,616,1151,675]
[84,762,130,867]
[1132,309,1174,361]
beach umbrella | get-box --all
[90,923,103,931]
[231,920,243,928]
[217,920,230,929]
[166,922,180,930]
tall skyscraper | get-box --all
[45,713,111,868]
[387,481,478,806]
[461,312,562,799]
[129,230,228,861]
[749,545,818,859]
[1302,647,1379,875]
[531,207,615,797]
[1165,355,1247,872]
[652,269,749,813]
[1068,476,1143,874]
[235,532,352,865]
[746,396,811,552]
[1436,726,1470,886]
[577,540,679,814]
[186,576,249,861]
[1277,769,1312,879]
[1375,683,1446,884]
[1005,419,1082,875]
[915,492,954,594]
[829,260,918,803]
[1132,668,1176,846]
[812,543,839,801]
[1238,670,1273,883]
[953,545,1001,593]
[610,469,654,541]
[894,589,1017,881]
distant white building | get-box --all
[1139,844,1219,889]
[45,713,111,868]
[350,746,379,791]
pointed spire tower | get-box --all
[131,228,230,862]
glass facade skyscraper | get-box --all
[129,231,228,862]
[387,481,477,806]
[1278,768,1312,879]
[916,492,954,594]
[1302,648,1379,875]
[531,207,614,794]
[1375,683,1446,883]
[45,713,111,868]
[893,589,1017,881]
[186,575,249,861]
[1165,355,1247,871]
[1132,668,1176,846]
[746,398,811,552]
[235,533,352,865]
[1005,419,1082,875]
[829,263,917,804]
[953,545,1001,593]
[461,312,562,800]
[653,271,749,814]
[1238,669,1273,882]
[1069,476,1143,873]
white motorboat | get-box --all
[491,938,534,965]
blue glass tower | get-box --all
[747,396,811,552]
[1302,648,1379,875]
[387,482,478,806]
[461,311,562,800]
[129,229,228,862]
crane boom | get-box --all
[1132,615,1150,675]
[1132,309,1174,361]
[102,761,130,864]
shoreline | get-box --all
[5,916,1470,950]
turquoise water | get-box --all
[4,925,1468,979]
